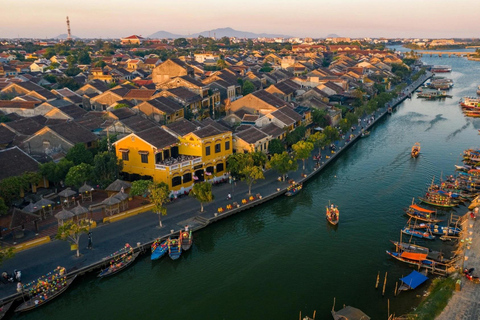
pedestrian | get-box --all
[227,193,232,200]
[16,282,22,293]
[87,232,93,249]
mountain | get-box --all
[55,34,79,39]
[148,27,291,39]
[148,30,183,39]
[326,34,340,38]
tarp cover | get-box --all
[400,252,428,261]
[410,204,435,214]
[400,270,428,289]
[333,306,370,320]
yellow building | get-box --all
[113,125,232,192]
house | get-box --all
[134,97,184,123]
[233,126,270,153]
[151,59,195,85]
[156,87,203,119]
[126,59,145,71]
[227,90,288,116]
[0,100,41,117]
[114,124,232,192]
[121,35,145,45]
[105,114,159,135]
[264,80,300,102]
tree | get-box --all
[149,182,170,227]
[93,151,122,188]
[130,180,152,197]
[39,159,74,187]
[338,118,350,134]
[66,143,94,165]
[64,67,81,77]
[190,182,214,212]
[311,109,330,127]
[267,152,298,181]
[307,132,326,151]
[56,220,89,257]
[242,80,255,95]
[65,163,94,188]
[0,246,14,265]
[94,60,107,68]
[292,140,314,171]
[260,62,273,72]
[173,38,188,47]
[43,48,56,59]
[240,165,264,195]
[0,197,8,216]
[113,103,130,109]
[216,59,228,69]
[0,175,31,205]
[57,77,80,91]
[268,139,285,155]
[227,153,249,180]
[66,55,77,67]
[323,126,340,144]
[77,50,91,64]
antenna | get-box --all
[66,16,72,41]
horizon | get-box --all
[2,0,480,39]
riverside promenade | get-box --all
[0,72,432,304]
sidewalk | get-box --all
[0,72,432,302]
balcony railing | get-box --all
[155,156,202,171]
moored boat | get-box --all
[386,250,454,274]
[398,270,428,292]
[151,239,168,261]
[15,267,75,313]
[431,65,451,73]
[361,130,370,137]
[326,204,339,226]
[404,203,443,223]
[419,192,457,208]
[168,237,182,260]
[331,304,370,320]
[98,244,138,277]
[0,301,13,319]
[181,229,193,251]
[401,227,435,240]
[390,240,446,262]
[285,181,302,197]
[411,142,421,158]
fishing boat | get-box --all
[428,224,461,236]
[331,303,370,320]
[401,227,435,240]
[326,203,339,226]
[419,192,457,208]
[417,90,452,99]
[361,130,370,137]
[431,65,451,73]
[285,181,302,197]
[15,267,75,313]
[411,142,421,158]
[168,237,182,260]
[404,203,443,223]
[181,229,193,251]
[469,194,480,210]
[151,239,168,261]
[0,301,13,318]
[98,244,139,278]
[386,250,454,274]
[390,240,446,262]
[460,97,480,108]
[398,270,428,292]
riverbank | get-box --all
[0,71,433,309]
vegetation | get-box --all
[39,159,74,187]
[56,220,90,257]
[65,163,94,188]
[65,143,94,165]
[130,180,152,197]
[0,197,8,216]
[285,125,307,147]
[93,151,122,189]
[268,139,285,155]
[311,109,330,128]
[240,165,264,195]
[266,152,298,181]
[0,172,41,205]
[149,182,170,227]
[0,246,14,265]
[242,80,255,95]
[292,141,314,171]
[190,182,214,212]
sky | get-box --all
[2,0,479,39]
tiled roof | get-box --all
[75,112,113,131]
[4,117,44,135]
[124,89,156,100]
[259,123,284,137]
[234,126,268,144]
[147,97,183,114]
[119,114,158,133]
[165,118,198,136]
[179,76,205,88]
[0,125,17,145]
[252,90,287,108]
[200,118,231,133]
[192,125,223,139]
[0,100,39,109]
[48,121,98,144]
[0,147,39,180]
[110,107,135,120]
[58,104,87,119]
[136,126,177,150]
[167,87,202,103]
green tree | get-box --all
[57,77,80,91]
[66,55,77,67]
[66,143,94,165]
[65,163,94,188]
[64,67,81,77]
[0,197,8,216]
[292,140,314,170]
[250,151,267,168]
[266,152,298,181]
[307,132,326,151]
[240,165,264,195]
[227,153,249,180]
[130,180,152,197]
[113,103,130,109]
[242,80,255,95]
[149,182,170,227]
[77,50,91,64]
[268,139,285,155]
[0,246,14,265]
[338,118,350,134]
[311,109,329,127]
[216,59,228,69]
[190,182,214,212]
[260,62,273,72]
[323,126,340,144]
[56,220,89,257]
[0,176,30,205]
[173,38,188,47]
[43,48,56,59]
[94,60,106,68]
[93,152,122,188]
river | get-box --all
[14,48,480,320]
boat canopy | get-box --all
[410,204,435,214]
[399,270,428,289]
[333,306,370,320]
[437,190,459,198]
[400,252,428,261]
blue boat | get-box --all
[398,270,429,291]
[151,239,168,261]
[285,182,302,197]
[401,227,435,240]
[168,237,182,260]
[427,225,461,236]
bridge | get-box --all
[414,50,476,58]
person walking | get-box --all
[87,232,93,249]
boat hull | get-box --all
[98,252,139,278]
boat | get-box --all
[431,65,451,73]
[331,303,370,320]
[168,237,182,260]
[390,241,447,262]
[417,90,452,99]
[151,239,168,261]
[181,229,193,251]
[361,130,370,137]
[411,142,421,158]
[326,204,339,226]
[398,270,428,292]
[477,85,480,95]
[460,97,480,108]
[386,250,454,274]
[401,227,435,240]
[427,224,461,236]
[285,181,302,197]
[15,267,75,313]
[0,301,13,319]
[469,194,480,210]
[404,203,443,223]
[419,192,457,208]
[98,244,138,278]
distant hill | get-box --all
[148,30,183,39]
[148,27,291,39]
[55,34,79,39]
[326,34,340,38]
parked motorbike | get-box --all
[464,267,480,284]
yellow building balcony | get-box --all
[154,155,202,171]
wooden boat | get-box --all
[285,181,302,196]
[15,269,76,313]
[469,194,480,210]
[180,229,193,251]
[326,204,339,226]
[168,237,182,260]
[151,239,168,261]
[386,250,453,274]
[361,130,370,137]
[0,301,13,318]
[404,204,443,223]
[390,241,446,262]
[428,225,460,236]
[98,245,138,278]
[398,270,428,292]
[419,191,457,208]
[331,304,370,320]
[411,142,421,158]
[401,227,435,240]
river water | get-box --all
[15,48,480,320]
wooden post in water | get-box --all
[394,282,398,296]
[313,310,316,320]
[299,311,301,320]
[388,299,390,319]
[375,271,380,289]
[382,272,388,296]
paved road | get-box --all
[0,73,431,302]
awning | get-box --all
[119,148,129,153]
[410,204,435,214]
[400,270,428,289]
[400,252,428,261]
[138,151,149,155]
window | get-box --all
[216,163,224,173]
[141,153,148,163]
[121,152,129,161]
[225,141,230,151]
[215,143,221,153]
[183,173,192,183]
[206,146,211,156]
[172,176,181,187]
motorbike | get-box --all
[464,267,480,284]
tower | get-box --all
[66,16,72,40]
